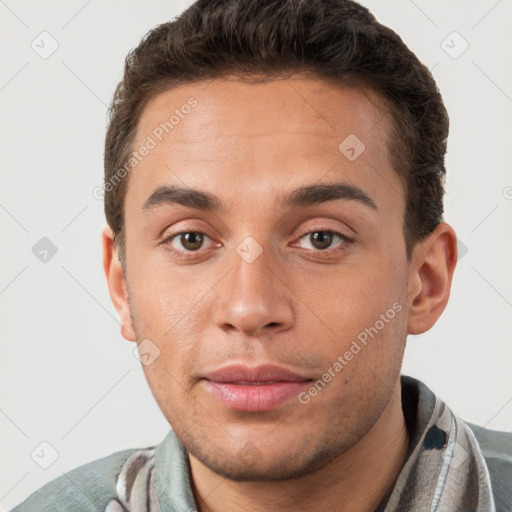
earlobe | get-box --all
[407,223,458,335]
[102,225,136,342]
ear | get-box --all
[407,222,458,335]
[102,225,136,342]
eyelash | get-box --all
[162,230,216,259]
[292,229,354,254]
[162,228,354,259]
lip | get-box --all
[201,364,313,412]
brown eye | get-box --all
[309,231,333,250]
[295,230,351,253]
[163,230,221,259]
[179,232,204,251]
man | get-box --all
[12,0,512,511]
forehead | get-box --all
[135,76,391,152]
[126,76,403,217]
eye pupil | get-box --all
[181,232,203,251]
[310,231,333,249]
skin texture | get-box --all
[103,76,457,512]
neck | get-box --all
[190,377,409,512]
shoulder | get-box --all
[10,447,144,512]
[466,420,512,464]
[465,421,512,510]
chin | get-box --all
[188,439,348,482]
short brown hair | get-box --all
[104,0,449,270]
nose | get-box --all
[213,244,294,337]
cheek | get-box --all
[301,262,404,330]
[141,360,199,429]
[293,252,408,373]
[129,262,213,338]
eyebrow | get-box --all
[280,181,378,211]
[142,181,378,214]
[143,185,220,213]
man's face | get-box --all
[122,77,410,480]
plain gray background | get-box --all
[1,0,511,509]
